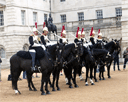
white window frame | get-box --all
[78,12,84,21]
[61,15,66,23]
[33,12,37,25]
[0,10,4,26]
[44,14,47,21]
[21,10,26,25]
[116,8,122,17]
[96,10,103,19]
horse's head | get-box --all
[111,39,121,53]
[83,47,95,63]
[73,42,83,62]
[55,42,65,66]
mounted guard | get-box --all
[41,22,51,46]
[81,28,86,43]
[90,27,96,45]
[74,27,82,44]
[97,29,104,49]
[29,22,42,71]
[59,25,68,44]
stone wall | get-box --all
[0,35,29,69]
[121,0,128,57]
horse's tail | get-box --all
[10,54,21,90]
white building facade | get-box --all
[0,0,127,68]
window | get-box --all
[78,12,84,21]
[0,48,5,58]
[0,11,4,26]
[60,0,65,2]
[116,8,122,17]
[33,12,37,25]
[44,14,47,21]
[21,10,25,25]
[96,10,103,19]
[61,15,66,23]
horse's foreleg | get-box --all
[85,66,89,86]
[40,75,46,95]
[45,77,51,94]
[94,65,98,82]
[107,64,111,78]
[90,67,94,85]
[102,70,105,80]
[52,71,56,91]
[73,68,79,88]
[99,70,102,80]
[56,70,61,91]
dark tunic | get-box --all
[90,37,95,45]
[40,35,50,46]
[29,36,41,50]
[74,38,82,44]
[59,38,68,44]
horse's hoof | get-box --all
[52,89,56,91]
[74,84,79,88]
[108,76,111,79]
[46,91,51,94]
[95,79,98,82]
[102,78,106,80]
[41,92,46,95]
[99,78,102,80]
[91,83,95,85]
[85,84,89,86]
[69,86,73,88]
[34,88,37,91]
[29,88,32,91]
[57,87,61,91]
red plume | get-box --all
[43,22,46,28]
[76,27,79,38]
[98,29,100,34]
[90,27,93,36]
[61,25,65,37]
[35,22,37,28]
[81,28,84,34]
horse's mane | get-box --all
[104,41,114,49]
[47,44,56,52]
[93,49,108,56]
[65,43,74,49]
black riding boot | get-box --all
[29,52,36,71]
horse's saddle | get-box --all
[17,47,45,60]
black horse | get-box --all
[45,19,57,35]
[46,43,65,91]
[103,40,120,79]
[10,44,63,95]
[61,43,84,88]
[83,47,110,85]
[92,40,120,79]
